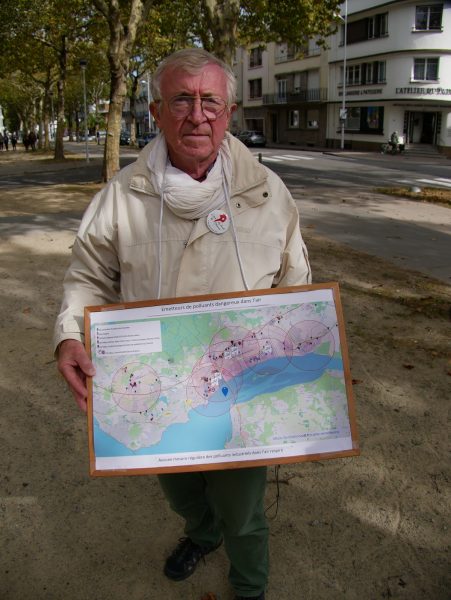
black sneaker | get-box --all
[234,593,265,600]
[164,536,222,581]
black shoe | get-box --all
[164,536,222,581]
[234,593,265,600]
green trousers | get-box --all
[158,466,269,597]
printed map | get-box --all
[90,290,353,468]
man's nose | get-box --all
[187,98,207,124]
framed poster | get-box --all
[85,283,359,476]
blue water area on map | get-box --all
[94,353,343,457]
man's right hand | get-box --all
[57,339,95,413]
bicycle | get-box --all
[381,142,404,155]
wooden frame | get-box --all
[85,283,359,477]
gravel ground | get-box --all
[1,150,450,600]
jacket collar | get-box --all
[129,132,268,205]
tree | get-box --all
[0,0,96,159]
[92,0,153,181]
[126,10,183,146]
[180,0,342,64]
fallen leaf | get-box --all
[200,594,217,600]
[352,379,363,385]
[22,307,31,314]
[403,364,415,370]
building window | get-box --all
[361,61,386,84]
[413,58,439,81]
[346,107,361,130]
[346,64,361,86]
[377,61,386,83]
[249,78,262,99]
[249,47,263,68]
[288,110,300,128]
[275,43,298,63]
[346,12,389,44]
[366,107,382,130]
[277,79,287,102]
[415,4,443,30]
[368,13,388,38]
[307,109,319,129]
[344,106,384,133]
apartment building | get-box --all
[234,0,451,154]
[328,0,451,153]
[233,40,329,147]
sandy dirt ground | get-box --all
[1,151,450,600]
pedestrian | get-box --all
[0,133,3,151]
[10,133,17,150]
[54,47,311,600]
[29,131,37,151]
[23,133,30,151]
[390,131,399,153]
[3,132,9,151]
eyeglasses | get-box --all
[164,95,228,120]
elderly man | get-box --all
[55,48,311,600]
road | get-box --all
[1,141,450,282]
[246,148,451,283]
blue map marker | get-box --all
[221,386,229,397]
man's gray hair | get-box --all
[151,47,237,105]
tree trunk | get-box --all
[67,113,74,141]
[37,97,44,149]
[43,92,51,150]
[96,0,151,181]
[102,71,125,181]
[54,36,67,160]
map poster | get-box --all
[84,283,359,477]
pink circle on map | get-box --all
[207,325,251,374]
[111,362,161,413]
[285,320,335,370]
[187,355,242,403]
[242,324,291,375]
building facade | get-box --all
[328,0,451,153]
[233,40,329,147]
[234,0,451,154]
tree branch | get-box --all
[92,0,109,19]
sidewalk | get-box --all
[263,141,451,165]
[1,150,450,600]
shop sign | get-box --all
[339,88,383,97]
[396,87,451,95]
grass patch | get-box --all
[375,186,451,207]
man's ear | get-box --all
[150,102,161,127]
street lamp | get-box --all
[79,59,89,163]
[339,0,348,150]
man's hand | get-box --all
[57,339,95,413]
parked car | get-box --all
[235,130,266,147]
[78,133,96,142]
[119,131,130,145]
[137,132,158,148]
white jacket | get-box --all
[53,133,311,350]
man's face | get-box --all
[151,64,235,174]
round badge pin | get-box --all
[206,209,230,234]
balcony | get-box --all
[263,89,327,105]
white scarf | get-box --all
[147,133,233,220]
